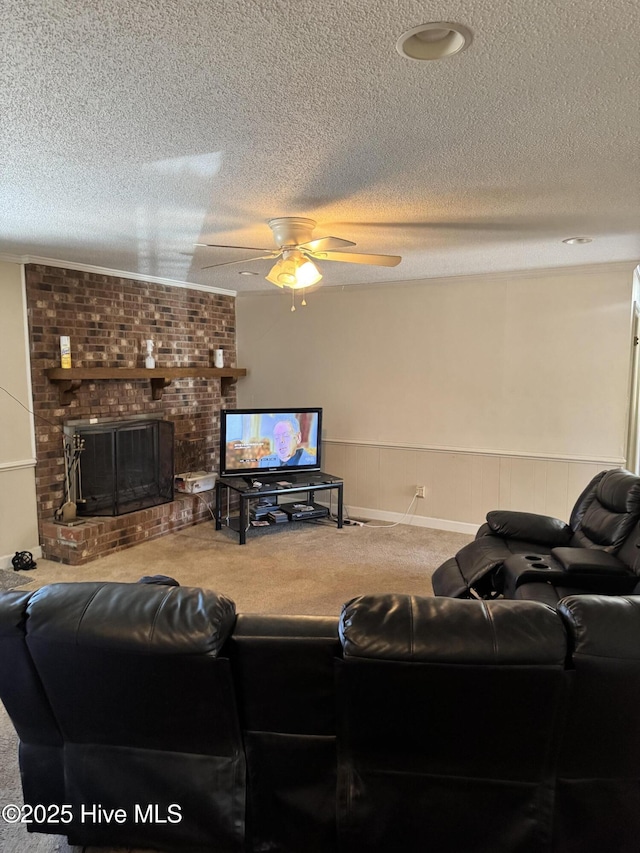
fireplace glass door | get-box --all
[75,419,174,516]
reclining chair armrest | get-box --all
[485,511,573,547]
[501,555,565,597]
[511,572,639,598]
[550,547,629,574]
[501,552,637,599]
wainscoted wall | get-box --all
[237,262,635,530]
[322,442,612,533]
[0,262,39,567]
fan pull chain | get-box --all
[291,290,296,312]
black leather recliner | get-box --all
[0,580,343,853]
[432,468,640,599]
[553,593,640,852]
[0,581,244,852]
[0,590,65,834]
[5,583,640,852]
[337,593,568,853]
[229,613,341,853]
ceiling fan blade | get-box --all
[201,254,277,271]
[309,250,401,267]
[299,236,357,251]
[195,242,273,251]
[325,220,523,232]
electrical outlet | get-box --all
[415,485,426,499]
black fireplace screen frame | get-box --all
[74,419,174,517]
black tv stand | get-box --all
[215,472,344,545]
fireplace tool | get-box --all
[54,434,85,523]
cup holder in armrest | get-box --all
[504,554,557,577]
[525,555,550,567]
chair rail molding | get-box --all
[323,438,625,467]
[0,459,37,472]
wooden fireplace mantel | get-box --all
[45,367,247,405]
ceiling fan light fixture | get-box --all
[292,257,322,288]
[265,261,286,287]
[562,236,593,245]
[396,22,472,61]
[266,251,322,289]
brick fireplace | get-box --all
[25,264,239,565]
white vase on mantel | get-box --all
[145,340,156,369]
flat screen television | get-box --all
[220,408,322,478]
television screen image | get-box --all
[220,408,322,476]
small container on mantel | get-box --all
[144,339,156,369]
[214,349,224,369]
[60,336,72,369]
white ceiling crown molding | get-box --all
[0,252,25,265]
[237,260,640,299]
[0,253,237,297]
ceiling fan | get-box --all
[197,217,402,290]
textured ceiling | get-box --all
[1,0,639,293]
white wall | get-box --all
[0,261,40,565]
[237,262,636,530]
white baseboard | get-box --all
[344,505,479,535]
[1,546,42,571]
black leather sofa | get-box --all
[432,467,640,601]
[3,581,640,852]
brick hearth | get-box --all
[40,493,215,566]
[25,264,238,564]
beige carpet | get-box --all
[0,518,471,853]
[9,518,471,614]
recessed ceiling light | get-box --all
[396,22,472,61]
[238,270,259,275]
[562,237,593,245]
